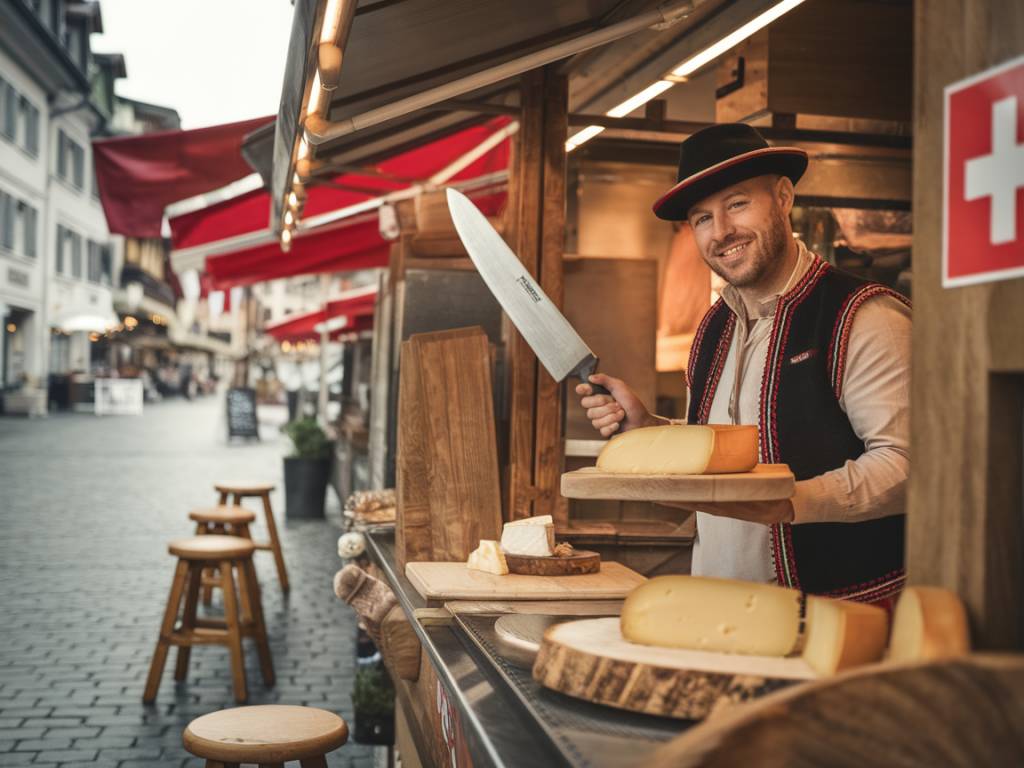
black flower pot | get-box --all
[283,456,330,519]
[353,712,395,745]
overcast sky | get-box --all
[91,0,295,130]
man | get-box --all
[576,123,911,604]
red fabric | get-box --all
[265,294,376,343]
[168,117,512,254]
[93,116,272,238]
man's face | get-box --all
[686,175,791,288]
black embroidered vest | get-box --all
[687,258,910,602]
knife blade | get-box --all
[446,188,608,394]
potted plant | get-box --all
[283,417,332,518]
[351,664,395,745]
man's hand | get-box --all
[659,498,795,525]
[574,373,660,437]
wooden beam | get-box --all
[505,68,546,521]
[533,69,569,526]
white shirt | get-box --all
[690,242,912,583]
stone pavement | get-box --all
[0,397,377,767]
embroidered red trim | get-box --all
[761,258,830,589]
[687,299,725,402]
[698,313,735,424]
[828,286,912,399]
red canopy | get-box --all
[264,289,377,343]
[93,116,272,238]
[170,117,511,290]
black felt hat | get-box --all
[652,123,808,221]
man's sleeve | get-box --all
[790,294,911,524]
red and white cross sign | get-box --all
[944,54,1024,288]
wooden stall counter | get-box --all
[363,529,690,768]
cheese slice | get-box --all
[596,424,758,475]
[620,575,802,656]
[801,596,889,676]
[887,587,970,663]
[467,540,509,575]
[500,519,554,556]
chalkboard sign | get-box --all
[226,387,260,440]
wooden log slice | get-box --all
[533,617,814,720]
[645,654,1024,768]
[505,550,600,576]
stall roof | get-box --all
[264,288,377,343]
[269,0,731,230]
[93,115,272,238]
[170,117,512,287]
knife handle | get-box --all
[576,358,611,397]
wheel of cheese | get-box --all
[596,424,759,475]
[887,586,970,663]
[801,596,889,676]
[620,575,802,656]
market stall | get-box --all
[270,0,1023,765]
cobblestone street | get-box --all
[0,398,375,767]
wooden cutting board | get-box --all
[560,464,795,502]
[533,617,815,720]
[405,561,645,602]
[505,550,600,576]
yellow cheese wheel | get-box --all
[801,596,889,676]
[887,586,970,663]
[596,424,758,474]
[620,575,802,656]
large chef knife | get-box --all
[446,188,609,395]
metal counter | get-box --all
[365,530,690,768]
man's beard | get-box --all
[705,209,790,289]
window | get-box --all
[57,130,85,190]
[0,192,14,251]
[56,224,66,274]
[1,80,16,141]
[100,244,112,285]
[70,231,82,278]
[21,203,37,258]
[20,97,39,157]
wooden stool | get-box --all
[191,506,257,605]
[183,705,348,767]
[215,482,289,593]
[144,535,274,704]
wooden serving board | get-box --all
[505,550,600,576]
[533,618,815,720]
[405,561,645,602]
[560,464,795,502]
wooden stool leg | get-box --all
[196,522,217,606]
[243,558,275,686]
[174,563,203,681]
[258,762,284,768]
[299,757,328,768]
[143,559,189,703]
[221,558,248,703]
[218,490,229,505]
[260,491,290,592]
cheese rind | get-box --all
[505,514,553,527]
[620,575,802,656]
[801,596,889,676]
[500,521,554,556]
[887,587,970,663]
[467,540,509,575]
[596,425,759,475]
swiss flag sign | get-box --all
[944,55,1024,288]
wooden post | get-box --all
[907,0,1024,650]
[505,65,569,523]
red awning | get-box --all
[169,117,511,289]
[93,116,272,238]
[264,289,377,343]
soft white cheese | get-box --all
[500,521,554,556]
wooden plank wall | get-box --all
[907,0,1024,650]
[505,65,569,524]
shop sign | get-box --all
[7,267,29,288]
[943,54,1024,288]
